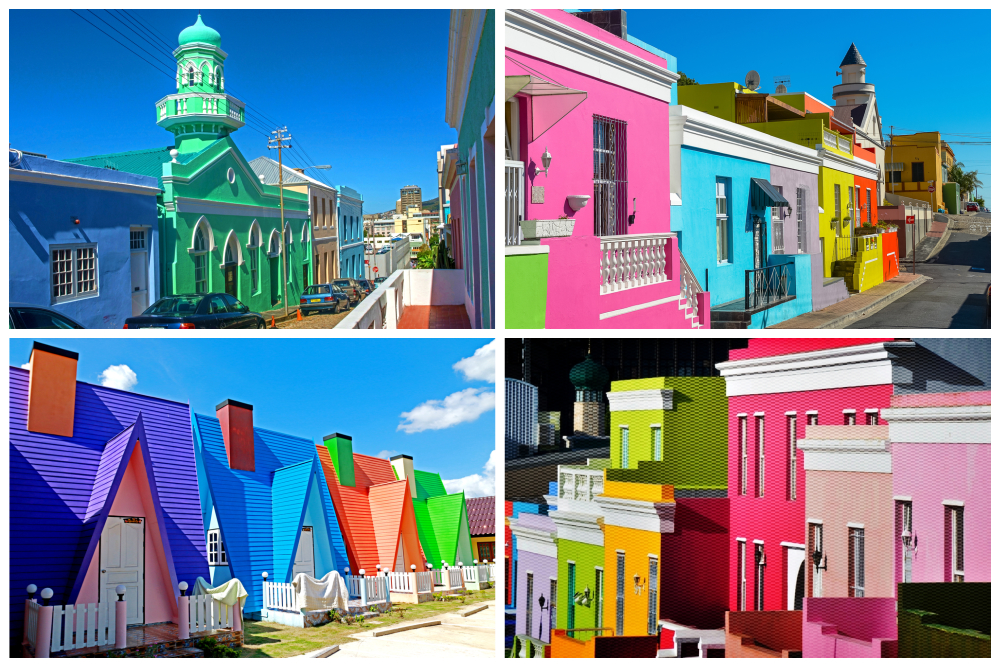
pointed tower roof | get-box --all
[179,14,222,48]
[840,42,866,67]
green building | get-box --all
[67,14,310,314]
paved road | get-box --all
[275,308,351,329]
[847,228,990,329]
[324,600,496,659]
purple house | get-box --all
[508,513,557,655]
[9,342,208,637]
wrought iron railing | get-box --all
[505,160,525,246]
[599,233,672,294]
[745,264,789,311]
[678,249,703,323]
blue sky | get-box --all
[10,338,497,496]
[625,9,991,206]
[9,9,452,213]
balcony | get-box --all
[557,466,605,503]
[820,128,854,156]
[726,611,803,658]
[335,268,470,329]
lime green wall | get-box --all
[676,82,743,121]
[772,93,806,112]
[818,165,859,277]
[506,252,548,328]
[556,539,604,631]
[608,377,728,490]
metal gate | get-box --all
[593,115,628,237]
[505,160,524,246]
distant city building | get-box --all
[506,378,539,459]
[400,185,422,211]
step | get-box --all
[158,648,204,658]
[709,320,749,329]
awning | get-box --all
[750,178,791,210]
[506,74,588,142]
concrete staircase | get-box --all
[831,257,859,292]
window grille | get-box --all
[567,563,576,636]
[788,415,797,501]
[866,189,872,224]
[620,427,630,469]
[653,427,662,462]
[796,188,806,253]
[130,230,146,250]
[647,557,658,636]
[594,569,603,634]
[208,530,227,565]
[593,115,628,236]
[848,528,865,597]
[615,553,625,636]
[716,180,729,262]
[549,579,557,637]
[51,244,99,303]
[526,573,534,638]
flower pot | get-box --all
[567,195,591,212]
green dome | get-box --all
[569,354,609,391]
[179,14,221,47]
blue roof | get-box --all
[192,413,348,613]
[10,150,158,190]
[9,366,207,630]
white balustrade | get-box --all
[189,594,235,634]
[431,569,446,587]
[822,129,838,150]
[838,135,852,153]
[264,581,298,612]
[49,600,117,652]
[487,563,496,582]
[462,566,478,585]
[599,233,672,294]
[477,564,490,584]
[387,571,412,593]
[448,568,464,589]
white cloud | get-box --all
[397,387,495,434]
[99,364,138,392]
[443,449,497,497]
[453,340,496,383]
[375,450,399,460]
[21,362,31,370]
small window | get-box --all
[737,541,747,611]
[897,501,913,584]
[620,426,630,469]
[844,411,856,426]
[652,426,662,462]
[866,189,872,224]
[208,529,228,566]
[754,543,765,610]
[866,410,878,426]
[911,162,924,183]
[525,572,534,638]
[848,527,865,597]
[787,414,797,501]
[807,412,818,426]
[834,184,841,219]
[796,188,806,253]
[771,185,784,222]
[716,179,729,262]
[809,523,823,597]
[756,415,765,497]
[947,506,964,582]
[51,244,99,304]
[647,557,658,636]
[227,167,235,184]
[130,229,146,250]
[566,562,576,635]
[594,568,603,636]
[739,415,748,496]
[615,552,625,636]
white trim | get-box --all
[780,542,805,550]
[649,423,662,428]
[505,244,550,255]
[807,519,823,525]
[599,295,680,320]
[174,196,309,220]
[9,168,161,196]
[188,216,216,253]
[505,9,679,103]
[509,519,557,558]
[798,437,891,473]
[846,522,865,529]
[941,499,965,507]
[753,411,765,417]
[736,413,748,418]
[607,389,673,412]
[817,146,880,180]
[596,495,675,534]
[716,342,904,396]
[806,410,818,415]
[785,411,797,415]
[445,9,487,131]
[880,404,991,443]
[864,408,879,413]
[735,537,747,542]
[843,409,856,414]
[752,539,764,545]
[220,229,244,266]
[266,228,281,258]
[550,510,604,547]
[893,495,913,502]
[246,219,262,249]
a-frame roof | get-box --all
[414,491,471,567]
[840,42,866,67]
[9,367,206,630]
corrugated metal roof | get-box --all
[840,42,866,67]
[64,141,223,189]
[247,156,311,186]
[465,495,495,536]
[413,469,447,499]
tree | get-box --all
[949,161,983,200]
[415,244,435,269]
[677,71,698,86]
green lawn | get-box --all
[240,589,496,658]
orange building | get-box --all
[853,144,879,227]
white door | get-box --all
[786,547,805,610]
[292,527,315,579]
[101,517,144,625]
[130,229,148,316]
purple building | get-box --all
[509,513,557,655]
[9,342,208,637]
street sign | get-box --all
[905,215,915,225]
[364,260,369,265]
[374,267,379,273]
[928,184,935,193]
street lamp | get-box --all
[537,594,549,639]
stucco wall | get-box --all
[603,524,661,636]
[818,166,860,277]
[556,539,603,631]
[515,548,557,641]
[505,252,547,328]
[10,175,159,328]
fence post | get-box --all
[232,599,242,635]
[177,582,189,641]
[114,586,127,649]
[359,570,368,607]
[36,588,54,659]
[409,564,418,597]
[382,568,391,605]
[23,585,37,651]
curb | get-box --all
[817,275,930,329]
[922,226,953,262]
[314,645,340,658]
[458,604,489,617]
[370,620,441,637]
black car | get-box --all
[124,294,266,329]
[332,278,363,304]
[299,284,349,315]
[9,303,86,329]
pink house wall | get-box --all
[507,10,694,328]
[728,384,893,612]
[803,597,898,657]
[77,446,178,623]
[805,469,894,599]
[728,338,895,361]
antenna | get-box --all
[774,75,790,94]
[744,70,760,91]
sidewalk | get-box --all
[768,272,929,329]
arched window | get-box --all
[222,230,242,266]
[247,221,262,293]
[192,227,208,293]
[187,65,196,86]
[301,222,309,243]
[214,66,222,89]
[285,222,292,247]
[201,64,209,85]
[268,229,280,256]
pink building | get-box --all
[504,9,707,328]
[715,339,899,615]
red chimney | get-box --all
[216,399,255,471]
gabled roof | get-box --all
[193,414,347,613]
[414,491,469,567]
[9,367,206,629]
[413,469,447,499]
[840,43,866,67]
[63,142,222,189]
[355,453,398,487]
[466,496,495,537]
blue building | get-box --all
[335,185,365,279]
[669,106,817,328]
[9,149,161,328]
[192,399,349,619]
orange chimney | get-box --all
[216,399,255,471]
[26,342,79,437]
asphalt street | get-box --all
[848,219,990,329]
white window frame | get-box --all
[849,527,865,597]
[834,184,841,220]
[129,229,146,251]
[50,243,100,305]
[647,556,658,636]
[754,543,765,610]
[844,409,856,426]
[757,415,765,498]
[716,179,729,263]
[737,539,747,611]
[652,425,662,462]
[788,413,797,501]
[806,411,818,426]
[866,188,872,224]
[207,529,228,566]
[771,185,784,222]
[898,500,913,584]
[948,506,964,582]
[809,522,823,597]
[620,426,630,469]
[796,187,806,253]
[739,415,748,496]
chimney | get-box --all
[323,433,355,487]
[26,342,79,437]
[390,455,416,498]
[216,399,255,472]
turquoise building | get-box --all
[336,185,365,279]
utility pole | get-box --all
[268,127,292,318]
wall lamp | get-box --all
[811,550,827,571]
[537,594,550,639]
[533,147,552,178]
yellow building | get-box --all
[885,131,949,211]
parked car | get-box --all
[332,278,363,304]
[299,284,349,315]
[124,293,265,329]
[356,279,375,296]
[373,276,387,286]
[966,202,980,212]
[9,303,86,329]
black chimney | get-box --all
[571,9,627,40]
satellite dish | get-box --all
[745,70,760,91]
[776,83,787,94]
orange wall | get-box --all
[881,231,899,280]
[854,175,879,225]
[26,349,77,437]
[77,445,177,623]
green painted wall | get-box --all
[323,434,355,487]
[414,492,472,568]
[506,252,548,328]
[817,165,860,277]
[607,377,728,489]
[555,539,604,631]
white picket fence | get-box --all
[49,600,117,652]
[345,574,389,604]
[188,594,237,634]
[387,571,411,593]
[448,568,463,589]
[478,564,490,584]
[431,569,446,587]
[263,582,298,612]
[415,571,434,593]
[24,599,41,653]
[488,563,496,582]
[462,566,478,584]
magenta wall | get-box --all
[892,441,990,584]
[728,383,893,612]
[506,10,692,329]
[728,338,895,361]
[803,597,898,657]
